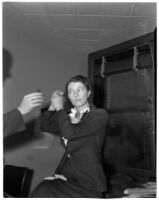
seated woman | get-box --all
[31,75,109,198]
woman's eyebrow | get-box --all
[68,86,84,92]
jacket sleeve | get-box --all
[55,109,108,140]
[3,109,26,138]
[40,109,60,135]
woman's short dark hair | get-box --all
[64,75,93,112]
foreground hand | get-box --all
[17,92,44,115]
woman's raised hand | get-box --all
[50,90,64,111]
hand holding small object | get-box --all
[17,92,44,115]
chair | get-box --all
[3,165,34,197]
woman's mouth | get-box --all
[75,99,81,102]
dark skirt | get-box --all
[31,178,103,198]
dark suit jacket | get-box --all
[3,109,25,138]
[40,104,108,193]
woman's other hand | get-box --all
[51,90,64,111]
[48,94,56,111]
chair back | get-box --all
[4,164,34,197]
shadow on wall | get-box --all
[3,48,13,83]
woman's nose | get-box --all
[74,91,78,97]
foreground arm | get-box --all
[3,92,44,138]
[3,109,25,137]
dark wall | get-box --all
[88,32,156,176]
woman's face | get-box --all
[67,81,90,108]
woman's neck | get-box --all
[75,101,89,112]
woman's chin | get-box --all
[73,104,82,108]
[72,101,89,108]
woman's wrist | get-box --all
[17,106,26,115]
[48,104,56,111]
[55,106,64,111]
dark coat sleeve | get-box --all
[40,110,60,135]
[3,109,25,138]
[55,109,108,140]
